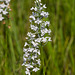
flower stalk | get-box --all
[22,0,51,75]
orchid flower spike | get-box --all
[22,0,51,75]
[0,0,11,21]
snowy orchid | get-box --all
[22,0,51,75]
[0,0,11,21]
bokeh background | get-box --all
[0,0,75,75]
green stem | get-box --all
[40,46,45,75]
[31,71,32,75]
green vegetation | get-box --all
[0,0,75,75]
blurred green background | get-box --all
[0,0,75,75]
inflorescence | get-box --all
[0,0,11,21]
[22,0,51,75]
